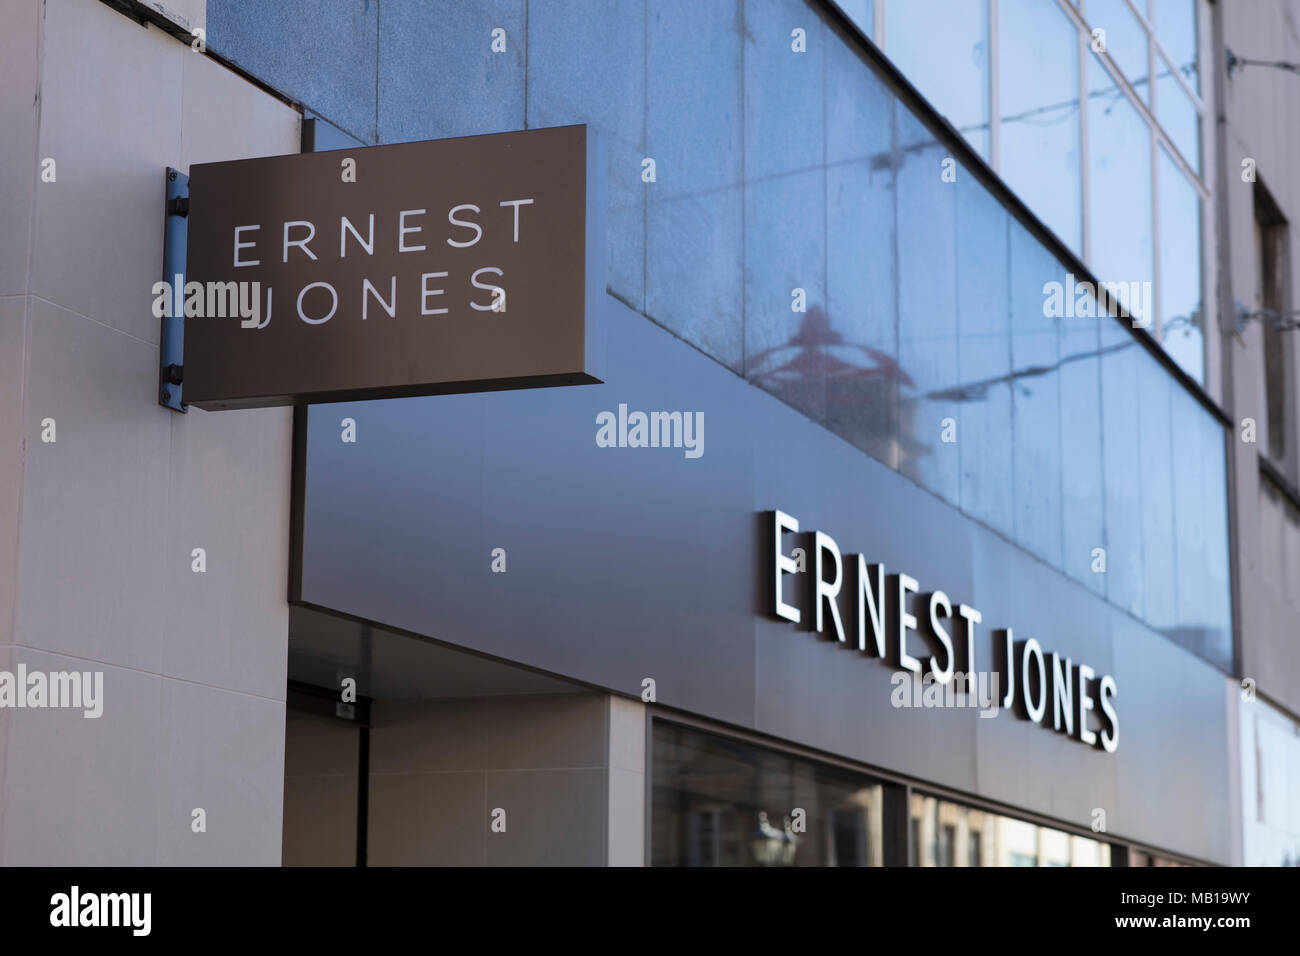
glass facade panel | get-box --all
[1087,0,1151,102]
[652,723,884,866]
[884,0,990,158]
[1137,368,1178,634]
[1152,0,1199,93]
[743,0,827,423]
[1088,54,1153,320]
[1009,221,1064,569]
[910,793,1111,866]
[1171,387,1209,651]
[376,0,523,143]
[998,0,1082,254]
[1157,146,1204,381]
[743,159,828,424]
[1060,290,1105,593]
[879,0,1207,377]
[825,37,899,464]
[1202,429,1232,661]
[1156,51,1201,170]
[897,107,960,505]
[526,0,647,310]
[1096,310,1229,664]
[955,167,1015,539]
[646,0,744,370]
[1099,316,1147,619]
[1171,386,1232,668]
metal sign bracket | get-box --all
[158,166,189,412]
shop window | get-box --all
[652,722,884,867]
[685,808,723,867]
[1129,849,1191,867]
[909,792,1112,866]
[938,824,957,866]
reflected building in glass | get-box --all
[909,793,1111,867]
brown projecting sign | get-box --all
[181,124,604,410]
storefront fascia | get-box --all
[288,288,1233,866]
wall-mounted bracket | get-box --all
[159,166,189,412]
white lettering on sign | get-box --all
[226,201,536,323]
[767,510,1119,752]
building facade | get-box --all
[0,0,1296,866]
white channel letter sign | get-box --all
[767,510,1119,752]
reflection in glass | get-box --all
[998,0,1082,254]
[897,107,960,505]
[911,793,1111,866]
[1099,317,1147,619]
[1202,420,1232,664]
[1137,370,1177,633]
[525,0,647,310]
[1009,221,1063,569]
[548,0,1232,673]
[1059,290,1104,593]
[1171,386,1232,669]
[652,722,884,866]
[884,0,990,158]
[825,33,900,466]
[1095,308,1230,663]
[743,0,826,423]
[646,0,744,369]
[1157,145,1204,382]
[1130,849,1190,867]
[955,167,1014,539]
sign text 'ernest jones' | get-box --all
[769,510,1120,752]
[181,124,604,410]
